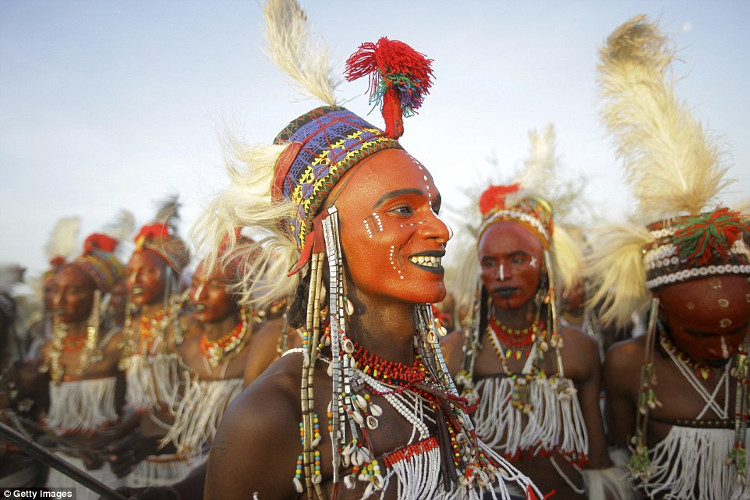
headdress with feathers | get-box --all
[192,0,433,309]
[588,15,750,328]
[191,1,537,498]
[42,216,81,282]
[134,195,190,274]
[453,124,584,318]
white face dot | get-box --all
[389,245,404,279]
[363,213,384,238]
[529,256,537,269]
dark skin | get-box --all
[604,275,750,499]
[441,220,611,500]
[107,249,181,478]
[40,264,126,469]
[205,149,451,499]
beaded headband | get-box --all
[272,106,400,253]
[70,233,125,293]
[133,223,190,273]
[643,207,750,290]
[477,184,553,250]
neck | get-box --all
[203,312,241,340]
[59,319,88,337]
[491,300,537,330]
[345,289,417,365]
[139,301,165,318]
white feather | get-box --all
[262,0,339,105]
[585,222,653,328]
[597,14,730,219]
[105,209,135,242]
[44,216,80,261]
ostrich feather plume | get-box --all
[191,133,298,308]
[515,124,557,196]
[586,223,653,327]
[597,14,729,219]
[44,216,80,262]
[262,0,339,105]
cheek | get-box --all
[388,244,407,280]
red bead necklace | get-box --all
[351,342,428,388]
[200,320,248,367]
[488,316,540,348]
[61,334,87,353]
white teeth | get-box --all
[409,255,442,267]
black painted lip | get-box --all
[492,286,517,298]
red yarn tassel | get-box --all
[83,233,118,254]
[345,37,433,139]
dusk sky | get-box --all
[1,0,748,279]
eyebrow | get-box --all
[373,188,424,209]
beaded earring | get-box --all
[79,289,103,375]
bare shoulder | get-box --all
[603,335,646,396]
[207,352,303,499]
[254,317,284,343]
[242,318,286,386]
[102,329,123,353]
[559,324,600,380]
[604,335,646,373]
[560,323,599,354]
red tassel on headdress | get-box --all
[49,256,66,269]
[83,233,118,255]
[673,207,749,266]
[345,37,434,139]
[478,184,521,216]
[134,223,170,250]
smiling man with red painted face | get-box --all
[190,3,540,498]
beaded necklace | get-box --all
[487,315,541,361]
[61,334,88,352]
[351,342,428,389]
[120,308,170,359]
[40,320,103,384]
[659,325,715,380]
[199,320,249,368]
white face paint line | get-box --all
[500,264,504,281]
[192,282,205,302]
[373,213,383,232]
[721,336,729,358]
[363,217,373,238]
[530,256,537,268]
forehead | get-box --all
[193,261,229,281]
[128,249,166,269]
[332,149,438,208]
[660,276,750,326]
[57,265,93,288]
[478,220,544,256]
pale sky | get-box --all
[1,0,748,278]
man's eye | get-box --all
[391,205,413,216]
